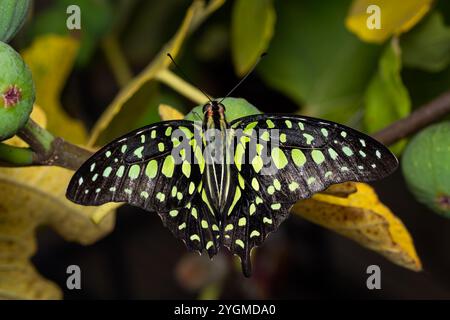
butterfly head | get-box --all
[202,101,228,130]
[202,100,226,116]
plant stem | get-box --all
[156,68,210,105]
[14,119,93,170]
[373,90,450,145]
[46,137,93,170]
[18,118,54,154]
[0,143,34,166]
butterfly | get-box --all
[66,100,398,277]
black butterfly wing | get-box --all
[225,114,398,276]
[66,120,220,257]
[220,169,291,276]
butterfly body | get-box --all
[202,101,233,216]
[67,100,398,277]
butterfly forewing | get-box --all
[66,120,221,255]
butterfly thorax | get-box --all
[202,102,233,219]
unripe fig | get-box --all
[402,122,450,217]
[0,41,35,141]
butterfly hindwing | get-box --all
[221,173,291,276]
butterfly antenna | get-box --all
[219,52,267,104]
[167,53,213,104]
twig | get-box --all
[373,90,450,145]
[156,69,209,105]
[16,119,93,170]
[41,137,93,170]
[0,143,33,166]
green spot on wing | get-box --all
[250,230,260,238]
[311,150,325,164]
[162,155,175,178]
[303,133,314,145]
[145,160,158,179]
[272,147,288,169]
[235,239,245,249]
[291,149,306,167]
[134,146,144,158]
[116,166,125,177]
[328,148,338,160]
[128,164,140,180]
[289,181,299,191]
[251,177,260,191]
[234,143,245,171]
[227,188,242,216]
[103,167,112,178]
[271,203,281,210]
[182,161,191,178]
[251,155,264,173]
[342,146,354,156]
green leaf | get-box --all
[402,122,450,217]
[401,12,450,73]
[0,0,31,43]
[31,0,113,66]
[258,0,382,123]
[231,0,276,76]
[364,39,411,154]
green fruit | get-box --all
[0,41,35,141]
[0,0,31,43]
[402,122,450,217]
[185,97,262,121]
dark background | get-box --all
[22,0,450,299]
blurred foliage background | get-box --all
[1,0,450,299]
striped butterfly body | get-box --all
[66,100,398,276]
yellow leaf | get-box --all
[346,0,432,43]
[0,264,62,300]
[158,104,185,121]
[293,182,421,271]
[0,51,117,298]
[320,182,357,197]
[0,166,118,299]
[21,35,88,144]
